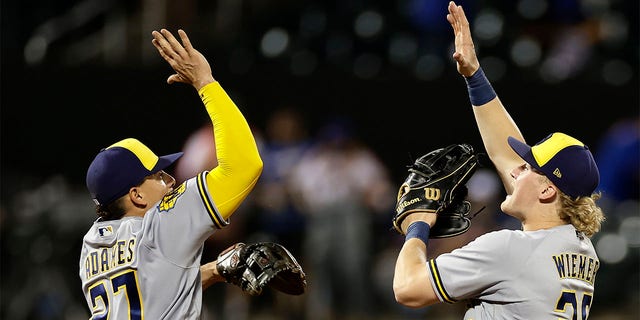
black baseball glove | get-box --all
[216,242,307,296]
[393,143,481,238]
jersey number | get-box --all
[88,270,143,319]
[555,290,593,320]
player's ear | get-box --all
[129,187,146,206]
[539,183,557,202]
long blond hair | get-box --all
[557,192,605,237]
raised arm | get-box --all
[152,29,263,224]
[447,1,524,193]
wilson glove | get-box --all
[393,143,481,238]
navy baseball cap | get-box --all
[507,132,599,198]
[86,138,183,206]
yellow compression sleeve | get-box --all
[198,82,263,221]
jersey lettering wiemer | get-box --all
[552,252,599,285]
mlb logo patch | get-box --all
[98,226,113,237]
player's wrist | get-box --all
[464,67,496,106]
[195,77,216,91]
[405,221,430,246]
[401,212,436,232]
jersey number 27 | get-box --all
[88,270,143,319]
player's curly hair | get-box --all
[557,192,605,238]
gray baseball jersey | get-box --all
[428,224,599,320]
[79,172,225,319]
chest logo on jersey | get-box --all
[159,182,186,212]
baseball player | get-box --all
[393,2,605,319]
[79,29,263,319]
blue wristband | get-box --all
[405,221,431,246]
[465,67,497,106]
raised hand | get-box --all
[446,1,480,77]
[151,29,215,90]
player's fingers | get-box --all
[447,14,456,33]
[167,74,186,85]
[151,30,180,62]
[451,5,470,34]
[151,38,174,63]
[451,4,465,27]
[447,5,462,34]
[457,5,470,26]
[160,29,189,59]
[177,29,194,51]
[447,2,458,23]
[447,1,457,22]
[151,33,165,53]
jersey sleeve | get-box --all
[198,82,263,221]
[428,230,521,303]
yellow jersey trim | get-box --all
[429,259,456,304]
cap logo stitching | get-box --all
[553,168,562,178]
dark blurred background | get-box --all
[1,0,638,319]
